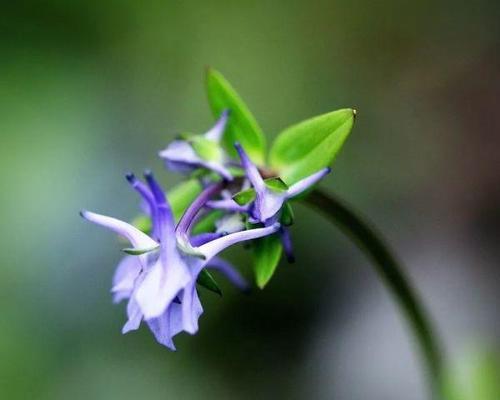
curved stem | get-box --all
[304,189,444,399]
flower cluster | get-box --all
[81,110,330,349]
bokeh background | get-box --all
[1,1,499,399]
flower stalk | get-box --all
[304,188,445,399]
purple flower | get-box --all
[81,171,279,349]
[159,110,233,180]
[235,143,331,225]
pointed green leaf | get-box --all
[233,188,256,206]
[197,269,222,296]
[264,177,288,193]
[206,68,266,165]
[269,108,355,184]
[253,233,283,288]
[122,245,159,255]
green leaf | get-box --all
[206,68,266,165]
[253,233,283,288]
[197,269,222,296]
[168,179,203,221]
[264,177,288,193]
[122,245,159,255]
[233,188,256,206]
[269,108,356,184]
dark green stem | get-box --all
[304,189,444,399]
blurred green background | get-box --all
[1,1,499,399]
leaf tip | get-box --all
[205,66,222,80]
[256,279,268,290]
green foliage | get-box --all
[206,68,266,165]
[233,188,256,206]
[253,233,283,288]
[205,71,355,291]
[269,108,355,184]
[264,177,288,193]
[197,269,222,296]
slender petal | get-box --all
[126,173,159,239]
[80,211,158,251]
[144,171,177,254]
[204,109,229,142]
[234,143,265,193]
[126,173,155,210]
[206,257,249,291]
[286,167,331,198]
[198,223,281,260]
[144,171,175,226]
[176,182,223,244]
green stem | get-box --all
[304,189,444,399]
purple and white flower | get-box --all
[81,171,279,349]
